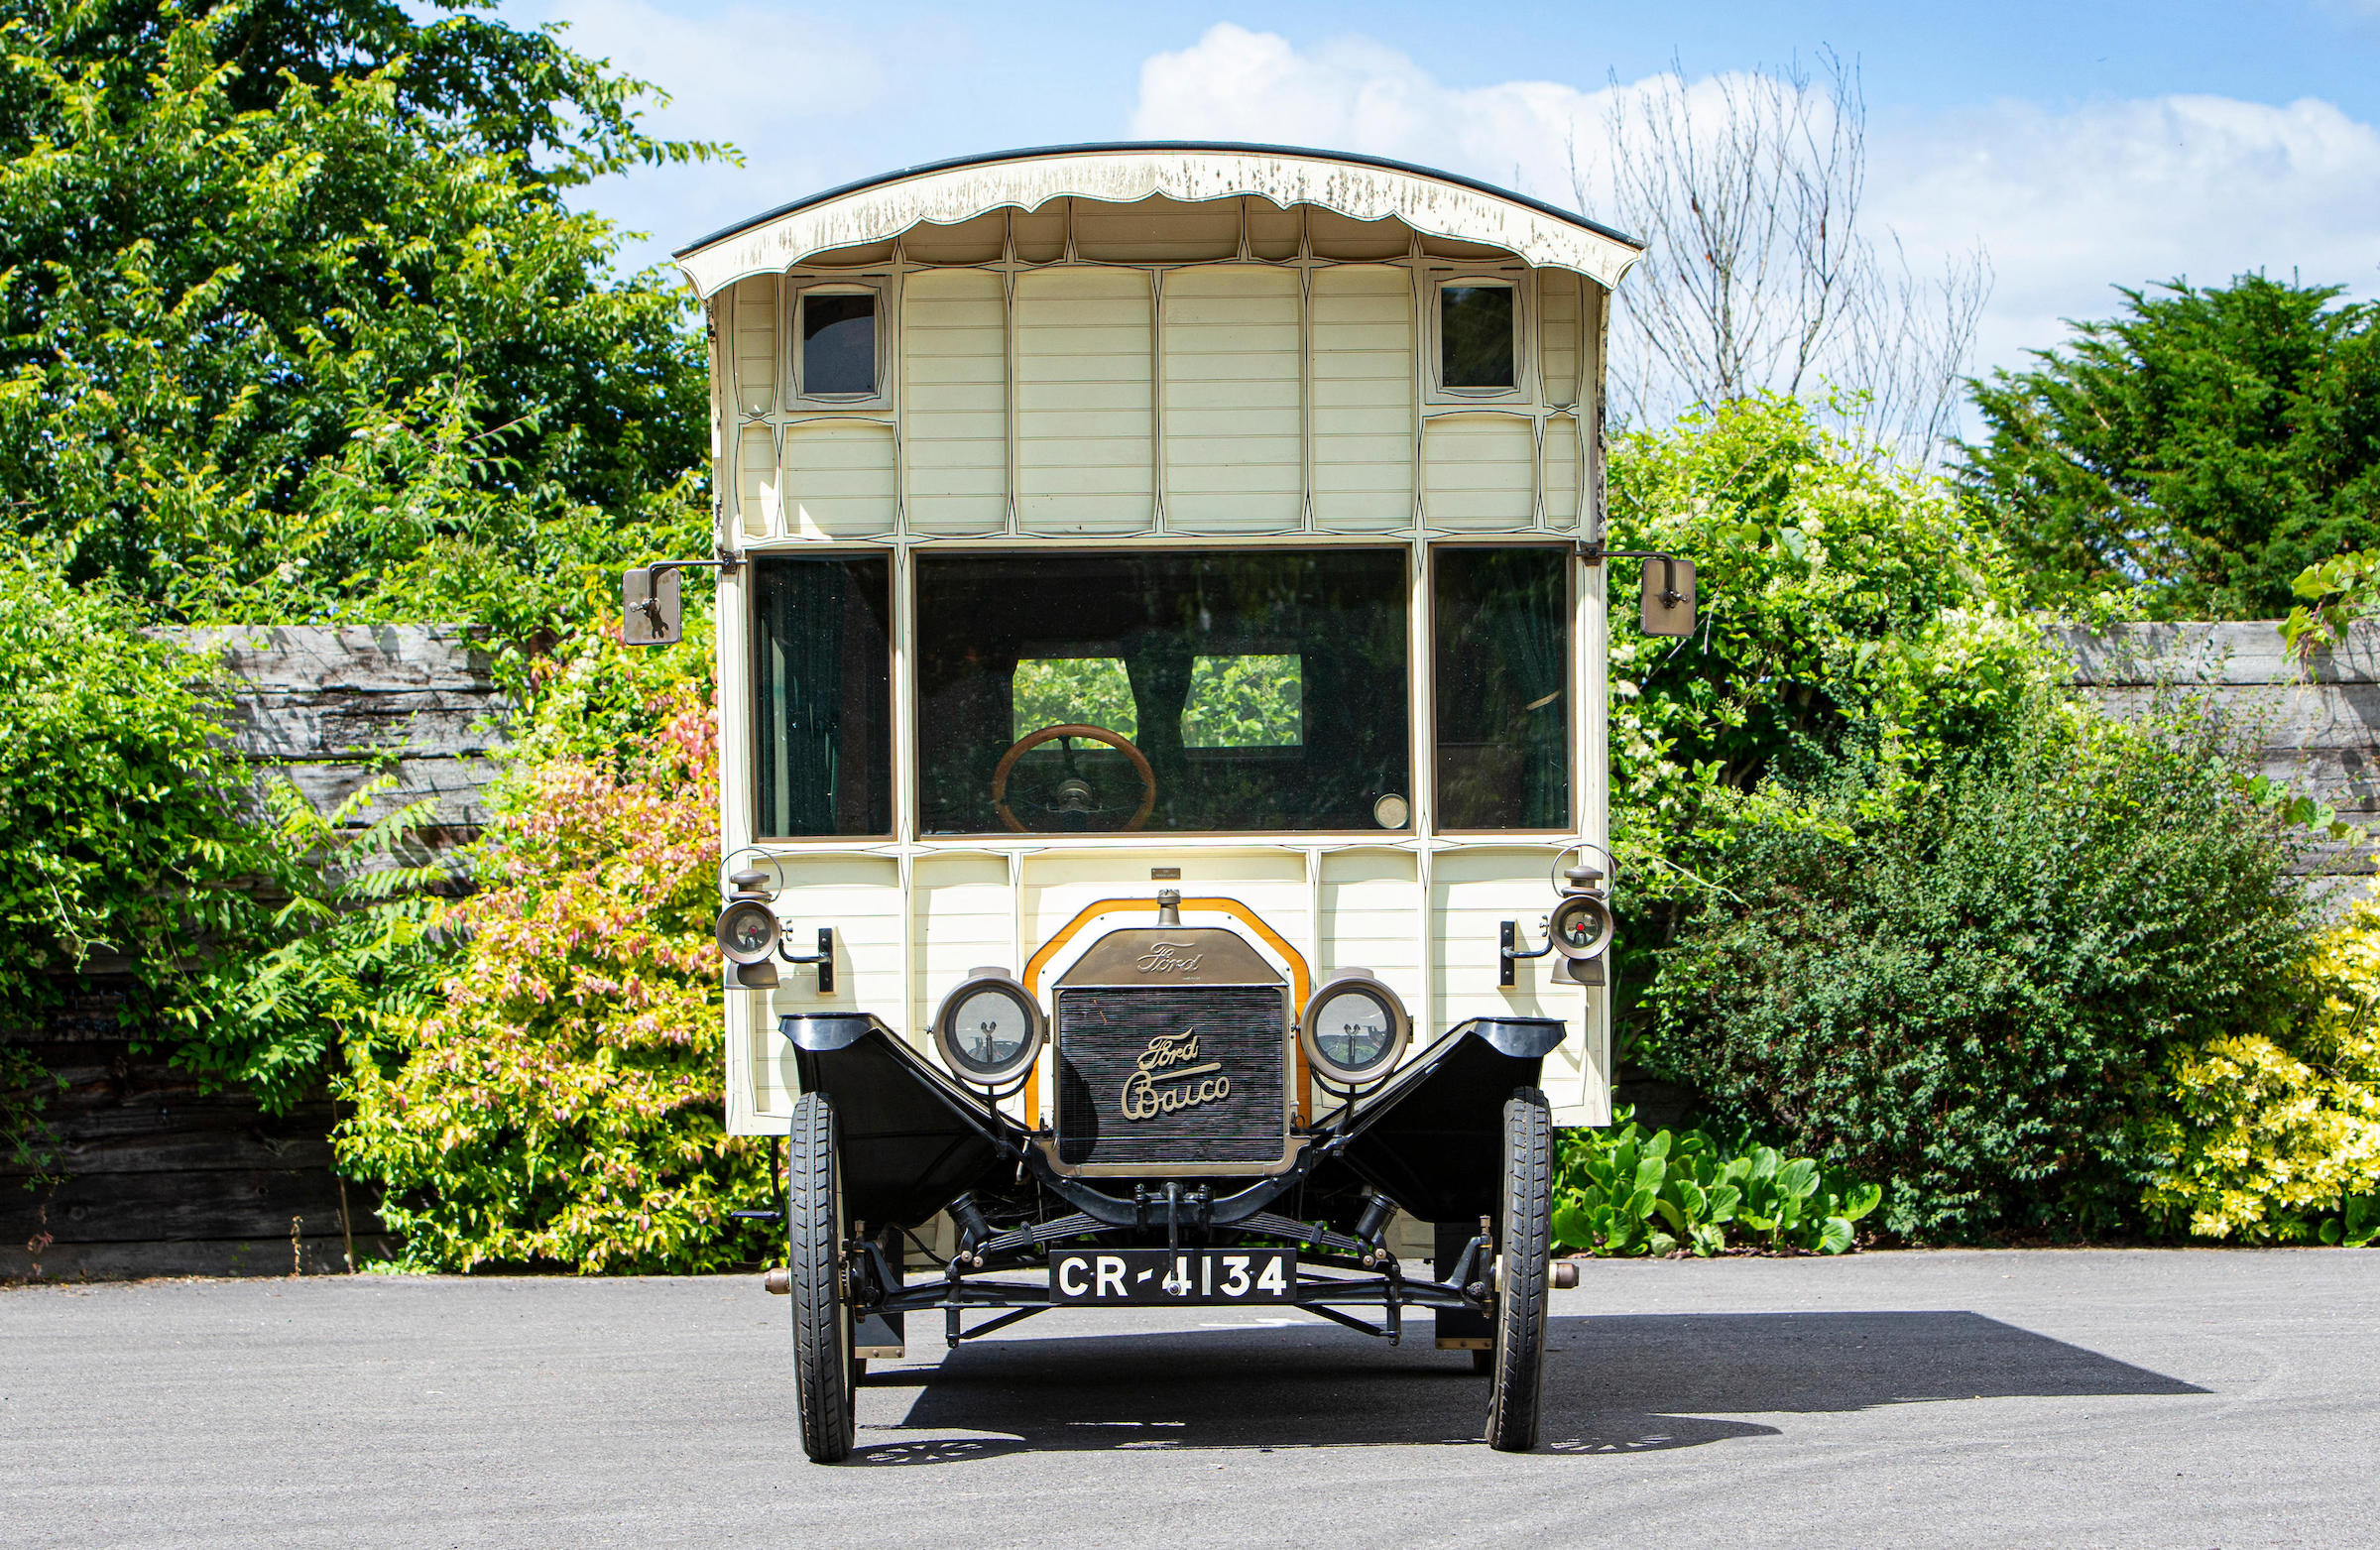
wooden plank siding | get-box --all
[4,627,502,1278]
[2059,621,2380,894]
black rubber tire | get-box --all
[788,1092,857,1464]
[1486,1086,1553,1452]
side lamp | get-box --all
[714,868,836,993]
[1499,862,1615,988]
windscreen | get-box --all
[915,549,1409,834]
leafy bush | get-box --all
[335,686,776,1273]
[1553,1109,1881,1256]
[2140,882,2380,1244]
[1644,702,2318,1242]
[0,563,279,1043]
[177,775,453,1113]
[1605,394,2055,855]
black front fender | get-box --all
[784,1015,1018,1229]
[1321,1017,1566,1225]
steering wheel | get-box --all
[992,723,1157,833]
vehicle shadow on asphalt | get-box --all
[850,1310,2205,1465]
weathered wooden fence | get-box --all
[5,619,2369,1278]
[1,628,507,1280]
[2059,620,2379,898]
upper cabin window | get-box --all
[798,290,878,398]
[753,553,893,837]
[1433,546,1570,829]
[1439,282,1517,392]
[917,550,1404,834]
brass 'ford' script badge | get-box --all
[1133,941,1205,974]
[1120,1031,1230,1121]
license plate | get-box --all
[1048,1249,1296,1305]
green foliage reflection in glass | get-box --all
[1013,658,1137,740]
[1012,656,1302,747]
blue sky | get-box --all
[504,1,2380,377]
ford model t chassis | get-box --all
[765,900,1580,1461]
[638,143,1695,1461]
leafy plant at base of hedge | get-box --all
[2139,881,2380,1245]
[1553,1111,1881,1256]
[1,1047,67,1189]
[334,687,776,1273]
[1644,702,2317,1242]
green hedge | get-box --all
[1641,705,2317,1241]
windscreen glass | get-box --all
[916,549,1408,834]
[753,553,893,836]
[1433,545,1570,829]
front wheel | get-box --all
[1485,1086,1553,1452]
[788,1092,857,1463]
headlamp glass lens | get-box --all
[719,901,778,963]
[1312,988,1393,1073]
[949,987,1031,1073]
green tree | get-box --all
[0,562,273,1055]
[1961,275,2380,619]
[0,0,718,629]
[1605,393,2053,861]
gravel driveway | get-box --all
[5,1249,2373,1548]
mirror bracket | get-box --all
[622,556,735,647]
[1576,540,1696,638]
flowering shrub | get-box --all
[2141,884,2380,1244]
[335,688,777,1272]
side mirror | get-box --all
[623,565,682,647]
[1640,555,1697,638]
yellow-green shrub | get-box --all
[2142,884,2380,1243]
[334,687,777,1272]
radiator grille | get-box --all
[1054,985,1287,1168]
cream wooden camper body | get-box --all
[673,144,1644,1139]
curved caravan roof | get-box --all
[672,142,1644,298]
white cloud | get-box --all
[1132,24,1604,205]
[1874,92,2380,371]
[1132,24,2380,381]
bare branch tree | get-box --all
[1575,52,1989,465]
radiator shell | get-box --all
[1047,925,1294,1176]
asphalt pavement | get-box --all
[5,1249,2375,1549]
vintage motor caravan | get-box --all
[628,143,1694,1460]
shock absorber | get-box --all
[1354,1192,1398,1268]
